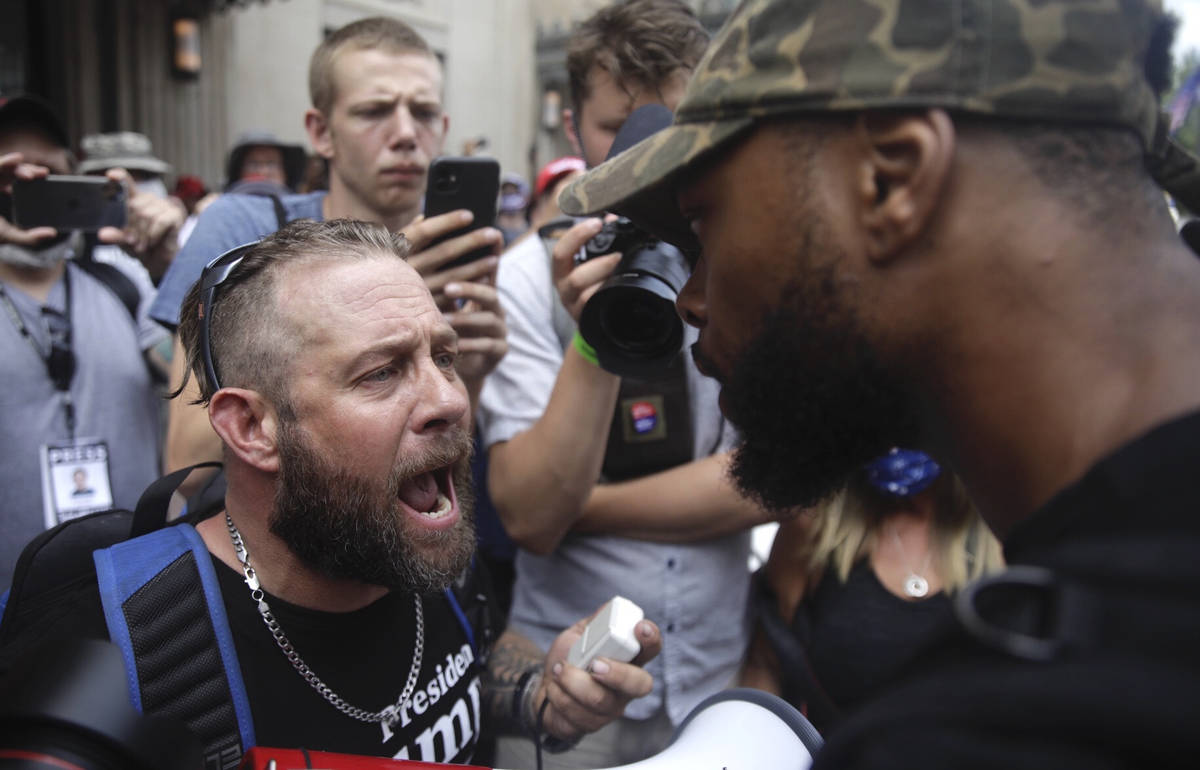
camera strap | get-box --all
[0,267,76,437]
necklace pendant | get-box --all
[904,573,929,598]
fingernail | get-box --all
[589,660,610,675]
[445,282,462,294]
[487,227,503,240]
[459,210,474,223]
[552,662,563,677]
[638,621,653,638]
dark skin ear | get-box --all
[854,109,956,264]
[209,388,281,473]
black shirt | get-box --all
[815,410,1200,769]
[802,561,954,714]
[212,557,481,763]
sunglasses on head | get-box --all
[198,240,260,393]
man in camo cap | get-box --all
[561,0,1200,765]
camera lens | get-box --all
[579,237,691,378]
[599,292,677,353]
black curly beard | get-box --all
[720,260,920,515]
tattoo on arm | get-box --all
[482,629,544,734]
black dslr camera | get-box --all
[571,103,691,379]
[576,216,690,378]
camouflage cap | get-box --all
[561,0,1200,248]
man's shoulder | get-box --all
[816,645,1200,769]
[273,190,327,222]
[197,190,325,232]
[151,191,326,328]
[497,232,554,291]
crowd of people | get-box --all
[1,0,1198,768]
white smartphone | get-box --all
[568,596,644,670]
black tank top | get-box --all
[798,561,955,713]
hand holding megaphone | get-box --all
[535,597,663,743]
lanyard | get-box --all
[0,267,76,437]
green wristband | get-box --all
[572,329,599,366]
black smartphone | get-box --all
[11,175,127,231]
[422,156,500,271]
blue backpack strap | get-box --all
[444,555,499,667]
[444,587,477,658]
[95,524,254,770]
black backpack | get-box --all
[0,464,497,770]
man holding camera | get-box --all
[0,95,181,590]
[476,2,769,766]
[561,0,1200,765]
[152,17,508,498]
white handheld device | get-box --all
[567,596,644,670]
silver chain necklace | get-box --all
[225,512,424,725]
[890,522,933,598]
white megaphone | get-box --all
[591,688,823,770]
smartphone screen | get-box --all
[11,175,127,232]
[422,157,500,271]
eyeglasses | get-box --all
[41,306,75,392]
[198,240,260,393]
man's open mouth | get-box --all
[397,464,458,519]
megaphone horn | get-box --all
[595,688,823,770]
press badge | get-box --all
[39,438,114,527]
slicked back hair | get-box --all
[566,0,709,115]
[174,219,412,411]
[308,16,437,116]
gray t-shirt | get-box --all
[0,260,166,590]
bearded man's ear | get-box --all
[209,388,280,473]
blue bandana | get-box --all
[864,448,941,497]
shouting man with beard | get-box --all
[560,0,1200,767]
[0,219,661,766]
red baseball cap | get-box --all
[534,156,585,200]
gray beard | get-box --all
[0,231,83,270]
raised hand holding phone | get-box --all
[421,156,500,271]
[402,157,507,401]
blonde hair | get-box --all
[802,474,1003,594]
[308,17,436,116]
